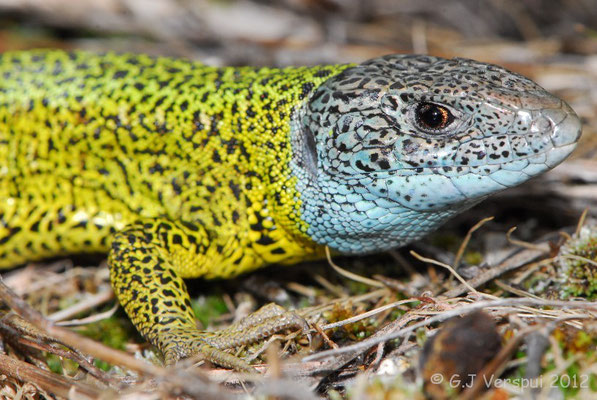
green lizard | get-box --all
[0,50,581,370]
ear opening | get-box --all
[302,125,318,178]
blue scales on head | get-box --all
[290,54,582,253]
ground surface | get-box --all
[0,1,595,399]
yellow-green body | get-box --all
[0,50,350,366]
[0,51,348,272]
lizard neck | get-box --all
[243,63,354,264]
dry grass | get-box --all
[0,214,595,399]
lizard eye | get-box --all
[415,102,454,132]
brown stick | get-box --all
[0,276,165,377]
[0,353,107,399]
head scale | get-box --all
[291,54,581,253]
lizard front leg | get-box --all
[108,219,307,371]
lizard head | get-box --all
[291,54,582,253]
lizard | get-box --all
[0,49,581,371]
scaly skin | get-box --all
[0,50,581,370]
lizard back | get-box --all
[0,50,349,274]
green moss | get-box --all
[46,353,79,375]
[556,226,597,299]
[191,294,229,328]
[415,327,428,348]
[327,389,344,400]
[94,359,112,372]
[429,233,463,252]
[463,251,483,266]
[389,307,408,321]
[573,331,593,351]
[77,314,136,351]
[46,353,63,374]
[551,363,596,398]
[346,280,373,295]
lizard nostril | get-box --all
[530,114,553,133]
[542,106,582,147]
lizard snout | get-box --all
[537,101,582,168]
[540,102,582,147]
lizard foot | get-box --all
[162,303,309,371]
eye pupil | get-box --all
[415,102,453,131]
